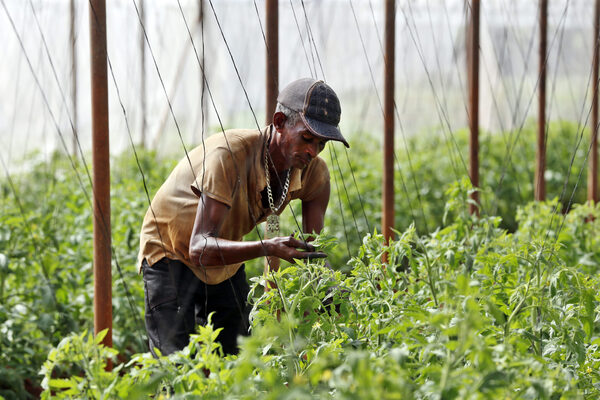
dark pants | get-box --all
[142,258,250,356]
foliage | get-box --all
[269,121,589,277]
[0,120,594,397]
[37,178,600,399]
[0,150,175,398]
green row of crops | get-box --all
[0,121,597,398]
[40,180,600,398]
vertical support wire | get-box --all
[70,0,78,156]
[139,0,146,147]
[589,0,600,203]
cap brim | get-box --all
[301,114,350,148]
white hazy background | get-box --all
[0,0,596,170]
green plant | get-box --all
[36,178,600,399]
[0,120,595,397]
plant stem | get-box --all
[504,279,531,338]
[421,246,439,307]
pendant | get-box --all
[266,214,280,236]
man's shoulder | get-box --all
[207,128,263,149]
[307,156,329,174]
[186,128,263,160]
[292,156,330,202]
[300,156,330,186]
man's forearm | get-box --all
[189,236,271,267]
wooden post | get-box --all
[535,0,548,201]
[467,0,480,214]
[590,0,600,203]
[383,0,395,247]
[264,0,279,286]
[70,0,78,155]
[89,0,112,353]
[266,0,278,121]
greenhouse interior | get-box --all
[2,0,600,398]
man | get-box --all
[138,78,349,356]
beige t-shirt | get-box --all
[138,126,330,284]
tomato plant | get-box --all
[37,179,600,399]
[0,121,596,398]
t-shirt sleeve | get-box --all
[190,146,240,208]
[295,156,330,202]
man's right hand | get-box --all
[266,235,327,265]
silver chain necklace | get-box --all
[264,132,290,236]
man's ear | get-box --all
[272,111,287,131]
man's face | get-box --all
[281,119,327,169]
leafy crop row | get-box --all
[307,121,589,273]
[40,179,600,398]
[0,121,594,398]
